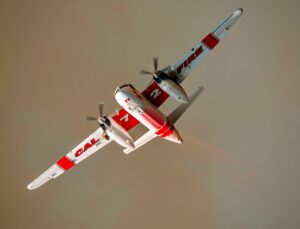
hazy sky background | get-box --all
[1,0,300,228]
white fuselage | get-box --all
[115,84,182,143]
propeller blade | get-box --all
[153,57,158,72]
[98,103,104,117]
[85,115,98,121]
[140,69,153,75]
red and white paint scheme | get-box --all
[27,9,243,190]
[114,84,183,143]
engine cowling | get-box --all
[154,71,189,103]
[104,117,135,149]
[140,58,189,103]
[85,103,135,149]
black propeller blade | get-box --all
[98,102,104,117]
[153,57,158,72]
[85,115,98,121]
[140,57,159,78]
[140,69,153,75]
[85,102,105,122]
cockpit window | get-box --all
[128,84,135,90]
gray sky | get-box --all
[1,0,300,228]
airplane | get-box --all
[27,8,243,190]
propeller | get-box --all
[98,103,103,117]
[140,57,174,82]
[85,102,109,125]
[140,57,159,78]
[85,102,110,139]
[153,57,158,72]
[85,115,98,121]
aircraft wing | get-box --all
[111,9,243,132]
[173,8,243,82]
[27,128,112,190]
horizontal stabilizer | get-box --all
[123,130,156,154]
[168,86,204,124]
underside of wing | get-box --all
[27,128,111,190]
[173,8,243,82]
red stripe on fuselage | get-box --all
[160,125,174,137]
[140,110,174,138]
[57,156,75,171]
[155,120,174,137]
[202,33,219,49]
[141,112,161,129]
[112,82,169,131]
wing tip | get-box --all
[27,183,34,191]
[232,8,244,19]
[26,181,42,191]
[237,8,243,14]
[26,164,64,191]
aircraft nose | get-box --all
[27,183,34,190]
[164,128,183,144]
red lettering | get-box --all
[83,142,92,151]
[176,45,203,74]
[183,60,188,67]
[91,138,100,145]
[195,46,203,57]
[187,53,195,64]
[75,138,100,157]
[75,148,84,157]
[176,64,184,74]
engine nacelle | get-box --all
[154,72,189,103]
[105,117,135,149]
